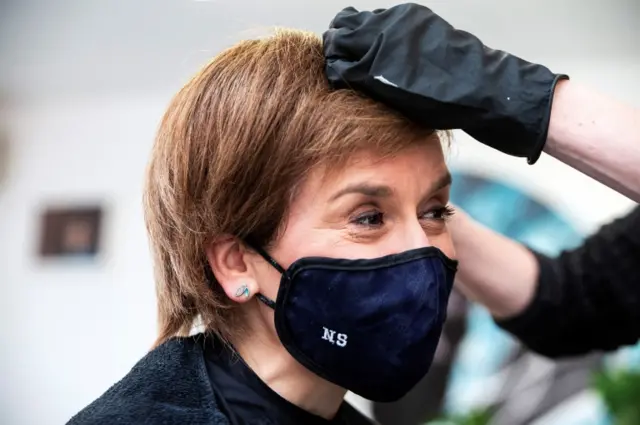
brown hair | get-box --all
[144,28,439,346]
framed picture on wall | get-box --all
[38,205,103,259]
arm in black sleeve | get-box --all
[497,206,640,358]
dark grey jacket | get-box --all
[67,336,230,425]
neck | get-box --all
[231,306,346,419]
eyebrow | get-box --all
[329,183,393,202]
[329,171,452,202]
[429,171,453,194]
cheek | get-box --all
[273,227,353,265]
[429,228,456,260]
[271,207,351,265]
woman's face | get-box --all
[253,140,455,301]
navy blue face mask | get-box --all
[250,245,458,402]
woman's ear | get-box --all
[205,235,258,304]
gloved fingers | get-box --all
[324,5,444,63]
[328,6,362,29]
[322,26,372,61]
[324,57,360,89]
[328,5,423,30]
[323,7,397,62]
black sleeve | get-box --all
[496,206,640,358]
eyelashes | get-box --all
[421,204,456,221]
[351,210,385,227]
[349,204,455,229]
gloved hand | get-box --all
[323,3,568,164]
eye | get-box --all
[351,211,385,227]
[420,205,455,221]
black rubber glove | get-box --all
[323,3,569,164]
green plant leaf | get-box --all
[426,407,493,425]
[592,369,640,425]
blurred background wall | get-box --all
[0,1,638,424]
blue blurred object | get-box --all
[444,171,612,425]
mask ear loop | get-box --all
[248,244,286,274]
[255,293,277,309]
[244,241,285,310]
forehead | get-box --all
[295,142,447,204]
[329,140,444,180]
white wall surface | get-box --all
[0,96,165,425]
[2,0,639,101]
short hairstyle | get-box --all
[144,29,439,346]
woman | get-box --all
[68,29,457,425]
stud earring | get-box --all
[235,284,250,299]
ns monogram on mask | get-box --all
[322,327,348,348]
